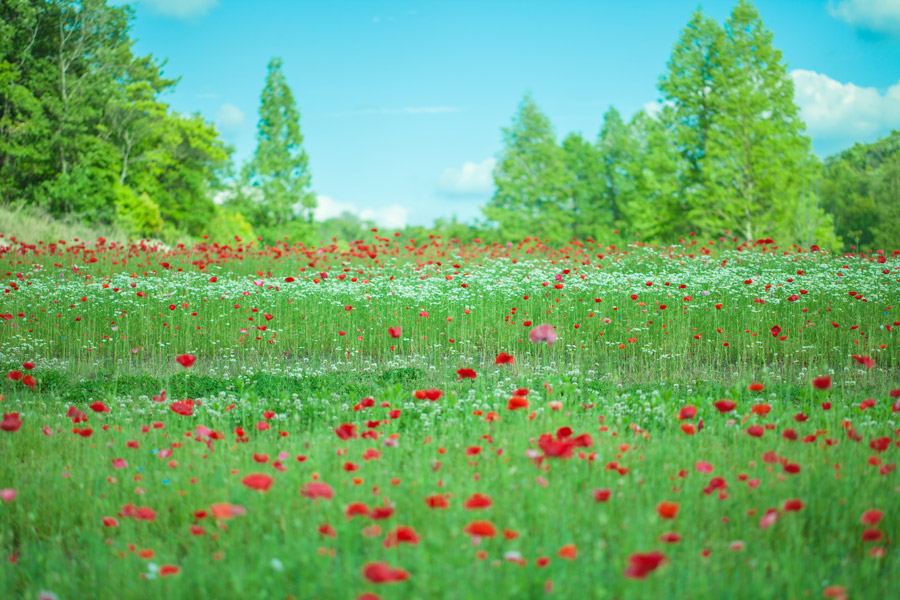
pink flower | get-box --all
[0,489,17,503]
[529,324,558,346]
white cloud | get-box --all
[142,0,218,18]
[214,103,244,137]
[829,0,900,35]
[314,195,409,229]
[643,101,663,117]
[314,195,358,221]
[360,205,408,229]
[642,99,675,118]
[437,158,496,195]
[791,69,900,143]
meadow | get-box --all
[1,233,898,600]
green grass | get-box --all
[0,237,897,599]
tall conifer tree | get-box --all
[243,57,314,228]
[484,93,569,241]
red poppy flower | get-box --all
[751,404,771,416]
[770,325,781,337]
[22,362,35,370]
[852,354,875,369]
[713,399,736,413]
[120,503,156,521]
[746,425,765,438]
[89,401,110,413]
[456,368,477,380]
[335,423,358,440]
[537,429,592,458]
[369,506,395,521]
[170,400,194,417]
[861,529,883,542]
[345,502,370,519]
[424,495,449,509]
[383,526,420,548]
[464,493,493,510]
[748,383,765,392]
[464,520,497,538]
[175,354,196,368]
[861,509,883,526]
[592,489,612,502]
[656,501,680,519]
[414,389,443,401]
[159,565,180,577]
[242,473,274,492]
[387,326,402,338]
[870,437,891,453]
[811,376,832,390]
[300,481,334,500]
[1,413,22,433]
[703,477,728,495]
[558,544,578,559]
[823,586,847,600]
[362,561,409,584]
[21,375,36,390]
[495,352,515,365]
[507,396,529,411]
[6,370,22,382]
[678,405,697,420]
[624,551,667,579]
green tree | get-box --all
[595,106,636,233]
[658,8,725,219]
[152,112,231,236]
[41,0,134,219]
[484,93,570,241]
[113,182,162,237]
[317,211,371,244]
[700,0,817,243]
[560,132,603,240]
[242,57,314,230]
[619,110,683,241]
[820,130,900,250]
[0,0,50,205]
[105,54,178,186]
[206,205,256,243]
[1,0,230,240]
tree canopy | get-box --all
[0,0,894,251]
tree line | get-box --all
[485,1,897,250]
[1,0,896,250]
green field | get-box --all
[1,237,898,600]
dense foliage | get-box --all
[484,2,852,250]
[1,0,896,250]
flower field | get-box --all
[1,234,898,600]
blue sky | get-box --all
[122,0,900,228]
